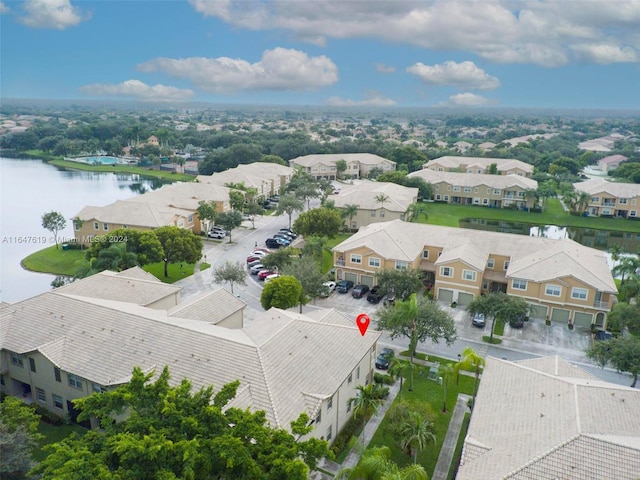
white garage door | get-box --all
[457,292,474,306]
[438,289,454,303]
[573,312,593,327]
[528,304,547,320]
[360,275,374,287]
[344,272,358,283]
[551,308,570,323]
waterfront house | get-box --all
[423,155,533,177]
[289,153,396,180]
[573,178,640,219]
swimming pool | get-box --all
[72,156,127,165]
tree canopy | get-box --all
[215,210,243,242]
[282,259,327,308]
[293,207,342,238]
[260,275,306,310]
[275,194,304,229]
[467,292,529,342]
[1,396,43,480]
[212,260,247,294]
[33,366,330,479]
[154,226,203,277]
[41,210,67,249]
[375,268,424,301]
[85,228,163,266]
[586,335,640,388]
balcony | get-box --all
[593,300,609,309]
[602,201,616,207]
[335,258,345,266]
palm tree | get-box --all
[375,193,390,213]
[349,384,384,444]
[439,363,455,413]
[341,203,359,231]
[455,347,485,410]
[399,412,436,464]
[613,256,640,287]
[336,446,428,480]
[388,358,413,399]
[576,191,591,215]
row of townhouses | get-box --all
[0,268,379,443]
[73,163,295,245]
[332,220,617,328]
[573,177,640,219]
[423,156,534,177]
[289,153,396,180]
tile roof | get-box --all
[599,154,628,165]
[573,178,640,199]
[408,169,538,190]
[424,155,534,173]
[333,220,616,292]
[290,153,394,167]
[0,275,378,431]
[127,182,231,210]
[196,163,295,192]
[168,288,246,325]
[75,200,192,228]
[330,181,418,212]
[456,357,640,480]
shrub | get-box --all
[32,404,64,425]
[330,415,360,456]
[374,373,395,385]
[372,386,390,400]
[450,301,457,308]
[568,323,574,330]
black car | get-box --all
[595,330,613,341]
[265,238,283,249]
[367,286,385,304]
[336,280,354,293]
[509,314,525,329]
[352,284,370,299]
[375,348,395,370]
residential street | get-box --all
[175,210,636,389]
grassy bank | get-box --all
[420,198,640,233]
[22,245,88,275]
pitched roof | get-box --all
[598,154,628,165]
[167,288,245,325]
[290,153,394,167]
[333,220,616,292]
[573,178,640,199]
[127,182,231,210]
[408,169,538,190]
[424,155,534,173]
[331,181,418,212]
[75,200,192,227]
[196,163,295,192]
[0,274,378,430]
[456,357,640,480]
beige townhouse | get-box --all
[573,177,640,219]
[457,356,640,480]
[333,220,617,329]
[289,153,396,180]
[331,181,418,230]
[408,169,538,209]
[196,163,295,200]
[0,268,379,444]
[424,155,534,177]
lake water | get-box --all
[0,157,169,303]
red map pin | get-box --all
[356,313,370,336]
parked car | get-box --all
[242,214,254,221]
[383,293,396,306]
[273,236,291,246]
[595,330,613,341]
[274,233,294,242]
[366,286,385,304]
[472,312,486,328]
[265,238,283,249]
[375,348,395,370]
[509,315,525,329]
[258,269,276,281]
[279,228,296,238]
[262,201,273,210]
[336,280,354,293]
[270,195,280,202]
[207,230,225,239]
[264,273,280,283]
[247,259,263,268]
[210,226,228,235]
[253,247,271,254]
[320,281,336,297]
[249,264,265,274]
[246,251,267,263]
[352,284,370,299]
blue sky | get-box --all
[2,0,640,109]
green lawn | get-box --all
[420,199,640,233]
[35,421,87,462]
[493,320,505,336]
[368,366,474,477]
[21,245,88,275]
[447,412,471,480]
[142,261,197,283]
[49,159,195,182]
[322,233,351,274]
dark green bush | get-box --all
[374,373,395,385]
[330,415,360,456]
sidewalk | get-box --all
[431,394,471,480]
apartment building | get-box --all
[289,153,396,180]
[423,155,534,177]
[573,178,640,218]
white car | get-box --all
[264,273,280,283]
[207,230,225,239]
[320,281,336,297]
[249,264,265,275]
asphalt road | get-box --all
[175,207,637,389]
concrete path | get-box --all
[431,394,471,480]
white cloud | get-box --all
[407,61,500,90]
[137,48,338,94]
[19,0,88,30]
[444,93,494,107]
[327,91,396,107]
[0,2,10,14]
[189,1,640,67]
[375,63,396,74]
[570,43,639,64]
[79,80,194,102]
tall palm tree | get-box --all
[439,363,455,413]
[336,447,428,480]
[576,191,591,215]
[389,358,413,399]
[375,193,390,213]
[341,204,359,231]
[613,256,640,287]
[399,412,436,464]
[349,384,384,444]
[455,347,485,410]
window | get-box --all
[357,366,360,379]
[178,219,184,227]
[29,357,36,373]
[631,210,637,217]
[36,388,46,403]
[435,194,442,200]
[462,270,477,281]
[545,284,562,297]
[464,187,472,193]
[93,383,106,394]
[93,222,99,230]
[346,400,352,413]
[395,261,408,270]
[188,215,193,224]
[326,425,333,441]
[328,396,333,410]
[422,250,429,259]
[444,195,449,201]
[54,367,61,383]
[440,266,453,277]
[53,394,63,410]
[571,288,588,300]
[68,374,83,390]
[380,210,385,218]
[591,196,600,203]
[619,198,628,204]
[482,280,489,290]
[512,279,527,290]
[487,259,495,268]
[371,210,376,217]
[348,373,353,384]
[75,222,80,231]
[453,186,461,192]
[474,187,479,193]
[350,254,362,264]
[103,223,108,231]
[315,411,321,424]
[482,198,488,205]
[518,191,525,197]
[369,257,381,268]
[504,261,510,270]
[11,352,23,367]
